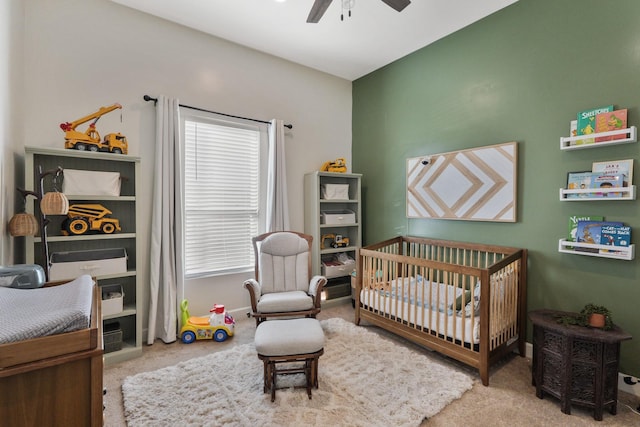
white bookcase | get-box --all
[24,146,142,364]
[304,171,362,303]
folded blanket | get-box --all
[0,275,94,344]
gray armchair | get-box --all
[244,231,326,326]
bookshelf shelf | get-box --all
[558,239,635,261]
[560,126,637,150]
[559,186,636,201]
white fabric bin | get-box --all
[321,210,356,224]
[101,284,124,316]
[49,248,127,281]
[62,169,121,196]
[321,184,349,200]
[321,262,356,279]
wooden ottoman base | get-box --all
[258,349,324,402]
[254,318,325,402]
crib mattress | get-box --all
[0,275,94,344]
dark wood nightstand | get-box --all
[529,309,632,421]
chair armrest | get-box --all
[243,279,261,310]
[309,275,327,309]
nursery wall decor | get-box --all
[407,141,517,222]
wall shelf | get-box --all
[559,186,636,201]
[558,239,635,260]
[560,126,637,150]
[558,121,636,259]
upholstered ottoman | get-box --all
[254,318,324,402]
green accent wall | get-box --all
[353,0,640,376]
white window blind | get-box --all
[184,118,261,277]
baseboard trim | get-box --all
[525,342,640,399]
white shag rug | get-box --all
[122,318,473,426]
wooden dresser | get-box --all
[529,309,631,421]
[0,281,103,426]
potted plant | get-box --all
[580,303,613,330]
[556,303,613,331]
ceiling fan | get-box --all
[307,0,411,23]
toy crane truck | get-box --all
[59,104,129,154]
[61,204,122,236]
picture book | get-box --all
[594,109,627,142]
[568,215,603,243]
[592,159,633,187]
[576,105,613,144]
[600,225,631,254]
[575,220,623,253]
[589,172,625,198]
[569,120,577,146]
[566,171,592,199]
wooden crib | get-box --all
[355,236,527,386]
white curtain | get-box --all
[147,95,185,344]
[266,119,290,232]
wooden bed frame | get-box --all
[355,236,527,386]
[0,279,103,426]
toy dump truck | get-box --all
[61,204,122,236]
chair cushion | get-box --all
[258,232,310,293]
[255,318,324,356]
[257,290,313,313]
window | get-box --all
[183,114,267,277]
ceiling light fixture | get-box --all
[341,0,355,21]
[307,0,409,24]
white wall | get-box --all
[20,0,352,326]
[1,0,25,266]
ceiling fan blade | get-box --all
[307,0,334,23]
[380,0,411,12]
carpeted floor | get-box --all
[121,317,472,426]
[104,302,640,427]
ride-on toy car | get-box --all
[179,299,235,343]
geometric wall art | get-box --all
[407,141,517,222]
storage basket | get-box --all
[321,184,349,200]
[101,284,124,317]
[62,169,121,196]
[103,322,122,353]
[49,248,127,281]
[320,209,356,224]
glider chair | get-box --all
[244,231,327,326]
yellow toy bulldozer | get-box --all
[320,158,347,173]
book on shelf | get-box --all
[594,108,627,142]
[590,172,625,198]
[568,215,603,246]
[569,120,577,145]
[576,105,614,144]
[591,159,633,188]
[566,171,593,199]
[575,220,623,253]
[600,225,631,254]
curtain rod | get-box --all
[143,95,292,129]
